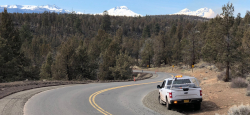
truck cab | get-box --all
[157,75,202,110]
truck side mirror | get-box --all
[157,85,161,89]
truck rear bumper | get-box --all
[170,98,202,104]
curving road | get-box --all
[24,71,179,115]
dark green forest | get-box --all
[1,3,250,82]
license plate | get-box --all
[184,100,189,103]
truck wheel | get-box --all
[194,102,201,110]
[158,95,163,105]
[166,97,172,110]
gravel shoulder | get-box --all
[143,90,183,115]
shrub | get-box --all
[246,91,250,96]
[247,85,250,96]
[231,77,248,88]
[246,77,250,84]
[228,104,250,115]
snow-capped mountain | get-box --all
[175,7,216,18]
[99,6,141,17]
[0,5,84,14]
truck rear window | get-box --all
[167,79,191,85]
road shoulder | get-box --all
[0,85,71,115]
[142,90,183,115]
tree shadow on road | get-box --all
[170,101,220,114]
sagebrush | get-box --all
[228,104,250,115]
[247,85,250,96]
[231,77,248,88]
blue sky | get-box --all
[1,0,250,16]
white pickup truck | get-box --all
[157,75,202,110]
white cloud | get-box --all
[203,9,217,18]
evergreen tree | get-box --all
[170,24,177,38]
[153,35,164,67]
[110,51,133,80]
[0,37,9,82]
[203,3,238,81]
[154,23,160,35]
[74,16,82,33]
[98,39,120,80]
[219,2,237,81]
[71,45,93,80]
[0,8,29,82]
[202,19,219,63]
[19,22,33,60]
[244,11,250,24]
[140,39,154,67]
[182,28,200,66]
[172,22,183,64]
[40,52,53,79]
[52,38,78,80]
[142,25,151,38]
[101,10,111,32]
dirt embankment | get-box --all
[136,62,250,115]
[0,72,152,100]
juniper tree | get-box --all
[203,3,238,81]
[71,45,93,80]
[98,39,120,80]
[52,38,78,80]
[110,51,133,80]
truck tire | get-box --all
[194,102,201,110]
[158,95,163,105]
[166,97,172,110]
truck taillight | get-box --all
[169,92,172,98]
[200,90,202,96]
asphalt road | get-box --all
[24,71,179,115]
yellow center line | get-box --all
[89,80,163,115]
